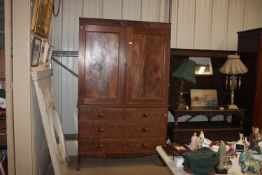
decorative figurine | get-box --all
[190,132,199,151]
[243,137,250,148]
[199,131,205,148]
[240,149,261,173]
[239,150,250,173]
[253,127,261,139]
[199,130,205,139]
[258,141,262,154]
[216,141,227,174]
[235,133,245,153]
[227,154,243,175]
[249,127,261,149]
[237,133,244,144]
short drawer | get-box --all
[124,108,167,122]
[78,120,166,138]
[79,107,124,121]
[79,137,165,155]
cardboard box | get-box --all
[0,49,5,79]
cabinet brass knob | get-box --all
[99,113,104,118]
[99,128,105,132]
[143,113,149,117]
[98,144,104,148]
[142,127,148,132]
[142,143,148,147]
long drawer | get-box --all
[78,137,165,155]
[78,120,166,138]
[78,107,167,122]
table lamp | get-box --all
[172,59,196,110]
[219,54,248,110]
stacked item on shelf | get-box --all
[0,82,6,141]
[0,82,7,175]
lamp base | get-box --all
[228,104,239,110]
[176,96,187,110]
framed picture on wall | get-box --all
[31,36,42,66]
[189,57,213,75]
[31,0,53,38]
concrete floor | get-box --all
[65,155,172,175]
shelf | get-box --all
[170,48,235,58]
[173,107,245,115]
[171,108,245,143]
[171,108,245,126]
[175,121,242,130]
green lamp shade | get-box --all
[172,59,196,84]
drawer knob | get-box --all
[142,127,148,132]
[99,128,105,132]
[99,113,104,118]
[98,144,104,148]
[142,143,148,147]
[143,113,149,117]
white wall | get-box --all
[171,0,262,50]
[51,0,262,134]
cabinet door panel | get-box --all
[78,25,125,105]
[125,27,170,105]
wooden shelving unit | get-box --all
[169,49,249,143]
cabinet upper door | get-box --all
[78,24,125,105]
[125,26,170,105]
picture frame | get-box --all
[38,39,49,64]
[190,89,218,107]
[31,36,42,67]
[189,57,213,75]
[31,0,53,38]
[31,0,40,31]
[46,45,53,64]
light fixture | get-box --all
[219,54,248,110]
[172,59,196,110]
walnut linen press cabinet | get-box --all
[77,18,171,168]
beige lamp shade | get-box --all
[219,54,248,75]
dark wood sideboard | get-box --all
[169,49,249,143]
[170,107,245,144]
[77,18,170,169]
